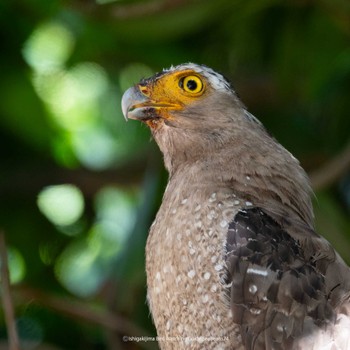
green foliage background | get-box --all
[0,0,350,349]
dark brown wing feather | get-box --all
[225,208,349,350]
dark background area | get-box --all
[0,0,350,349]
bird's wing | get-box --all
[225,207,350,350]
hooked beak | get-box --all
[121,86,151,121]
[121,86,181,122]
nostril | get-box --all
[139,85,150,96]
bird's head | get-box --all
[122,63,237,124]
[121,63,252,171]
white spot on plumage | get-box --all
[209,192,217,202]
[211,255,217,263]
[195,221,202,229]
[177,324,183,333]
[249,284,258,294]
[166,320,171,331]
[189,248,196,255]
[224,281,233,288]
[234,200,240,205]
[156,272,161,280]
[220,220,228,228]
[245,201,253,206]
[195,204,201,212]
[188,269,196,278]
[247,267,268,276]
[181,198,188,205]
[215,264,223,271]
[198,336,205,344]
[277,324,285,332]
[211,284,218,292]
[250,308,261,315]
[204,272,211,280]
[246,176,251,181]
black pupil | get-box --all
[186,79,198,91]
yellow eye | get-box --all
[180,75,203,94]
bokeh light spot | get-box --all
[0,247,26,284]
[37,184,84,227]
[55,240,105,297]
[94,187,137,243]
[72,126,117,170]
[54,187,138,297]
[32,62,108,129]
[22,21,75,73]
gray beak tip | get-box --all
[121,87,135,121]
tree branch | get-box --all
[309,142,350,191]
[72,0,198,19]
[0,161,145,199]
[109,0,197,19]
[0,232,20,350]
